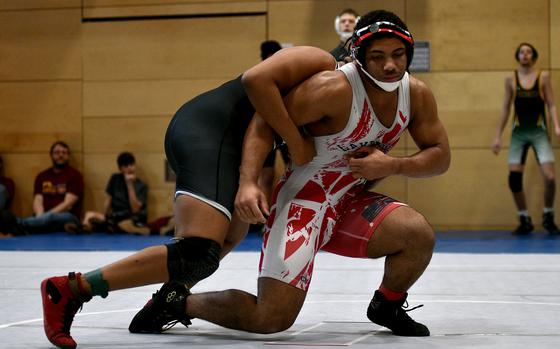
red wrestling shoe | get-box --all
[41,272,91,349]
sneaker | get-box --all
[512,215,534,235]
[542,212,560,235]
[41,272,91,349]
[129,282,192,333]
[367,290,430,336]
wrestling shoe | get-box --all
[367,290,430,336]
[41,272,91,349]
[512,215,534,235]
[542,212,560,235]
[129,281,192,333]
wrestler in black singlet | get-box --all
[164,76,254,219]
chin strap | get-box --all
[356,60,406,92]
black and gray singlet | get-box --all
[164,75,255,219]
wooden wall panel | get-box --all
[83,117,169,152]
[83,79,226,117]
[552,1,560,70]
[408,0,550,71]
[0,9,82,80]
[0,82,82,153]
[268,0,404,50]
[0,0,79,11]
[83,1,265,19]
[2,153,83,216]
[407,148,557,230]
[84,0,262,6]
[82,15,265,81]
[416,72,507,149]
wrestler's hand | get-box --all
[346,146,397,180]
[555,125,560,138]
[491,137,501,155]
[289,136,316,166]
[235,181,270,224]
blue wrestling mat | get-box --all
[0,231,559,253]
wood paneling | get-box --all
[0,9,81,80]
[84,0,263,6]
[0,0,79,11]
[268,0,404,50]
[0,81,82,153]
[82,15,265,81]
[83,79,227,117]
[408,0,550,71]
[83,117,169,152]
[552,1,560,70]
[83,1,265,19]
[407,148,558,230]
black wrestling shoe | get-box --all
[128,282,192,333]
[367,290,430,336]
[542,212,560,235]
[512,215,534,235]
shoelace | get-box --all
[402,300,424,313]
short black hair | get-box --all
[117,152,135,168]
[50,141,70,154]
[515,42,538,62]
[260,40,282,60]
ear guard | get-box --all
[351,21,414,69]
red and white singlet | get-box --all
[259,63,410,290]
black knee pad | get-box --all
[509,171,523,193]
[166,237,221,285]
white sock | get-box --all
[518,210,529,217]
[543,207,554,214]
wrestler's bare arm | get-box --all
[400,78,451,177]
[242,46,337,165]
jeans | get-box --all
[19,211,79,234]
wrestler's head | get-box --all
[351,10,414,91]
[515,42,538,67]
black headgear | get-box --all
[351,21,414,70]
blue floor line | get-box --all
[0,231,559,253]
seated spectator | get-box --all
[67,152,149,235]
[18,141,83,234]
[0,154,19,236]
[0,155,15,212]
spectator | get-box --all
[18,141,83,234]
[0,155,15,212]
[66,152,149,235]
[0,154,19,236]
[330,8,359,61]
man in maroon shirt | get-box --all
[19,141,84,234]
